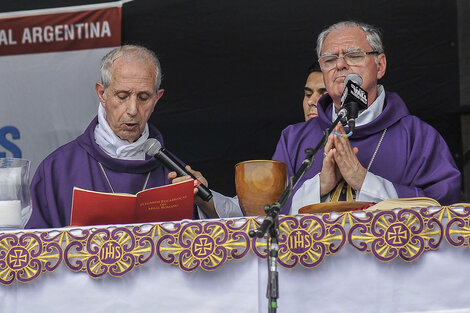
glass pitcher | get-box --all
[0,158,31,229]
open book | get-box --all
[364,197,440,212]
[70,180,194,226]
[298,197,469,214]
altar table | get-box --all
[1,206,470,313]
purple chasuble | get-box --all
[272,91,461,214]
[26,117,173,229]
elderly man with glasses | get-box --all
[271,20,461,213]
[172,20,461,217]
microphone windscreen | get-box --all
[143,138,162,156]
[344,73,363,86]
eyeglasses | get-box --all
[318,50,380,71]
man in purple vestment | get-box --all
[272,20,461,213]
[180,20,460,216]
[26,45,219,229]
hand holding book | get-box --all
[70,180,194,226]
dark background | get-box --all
[2,0,462,196]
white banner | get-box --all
[0,2,125,172]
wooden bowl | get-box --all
[235,160,287,216]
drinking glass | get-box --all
[0,158,31,229]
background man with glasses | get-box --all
[271,20,461,213]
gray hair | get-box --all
[100,45,163,91]
[316,21,384,59]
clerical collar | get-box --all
[332,85,385,127]
[94,104,149,160]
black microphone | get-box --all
[339,73,368,132]
[143,138,213,202]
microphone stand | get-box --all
[249,112,346,312]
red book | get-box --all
[70,180,194,226]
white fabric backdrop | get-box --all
[0,2,125,173]
[0,48,112,170]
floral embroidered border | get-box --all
[0,206,469,285]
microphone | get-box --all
[339,73,368,132]
[143,138,213,202]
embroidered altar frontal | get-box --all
[1,205,469,285]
